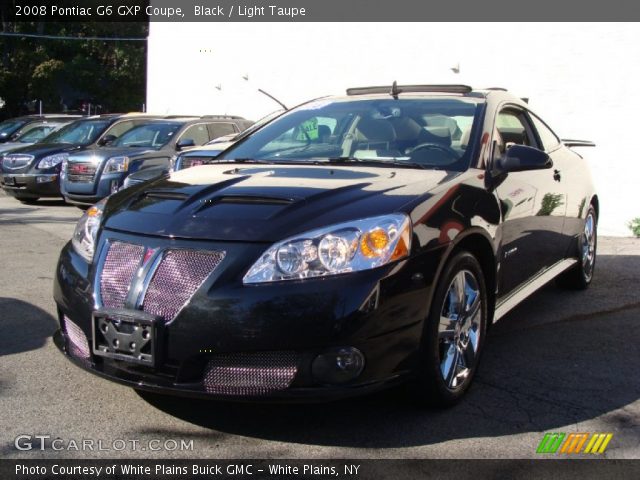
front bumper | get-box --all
[53,232,441,401]
[62,172,126,205]
[0,173,61,198]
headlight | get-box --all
[243,214,411,284]
[169,154,178,170]
[37,153,67,169]
[103,156,129,174]
[71,198,107,262]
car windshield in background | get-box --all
[17,125,59,143]
[0,119,27,136]
[219,98,482,170]
[45,120,111,145]
[112,122,181,148]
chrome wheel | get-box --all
[438,270,482,389]
[582,212,596,281]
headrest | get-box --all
[389,117,423,141]
[355,118,396,142]
[420,126,452,147]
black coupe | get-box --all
[53,85,597,406]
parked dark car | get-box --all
[61,116,251,206]
[121,110,283,189]
[0,114,80,143]
[0,114,158,203]
[0,118,78,155]
[53,85,597,406]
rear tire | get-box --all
[556,205,597,290]
[412,251,488,407]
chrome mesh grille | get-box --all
[64,316,90,360]
[203,352,299,396]
[142,250,224,323]
[100,242,144,308]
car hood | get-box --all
[103,164,456,242]
[0,141,36,154]
[3,143,80,159]
[184,141,234,155]
[67,146,156,162]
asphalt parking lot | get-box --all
[0,190,638,459]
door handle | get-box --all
[553,169,561,181]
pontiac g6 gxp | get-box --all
[53,85,597,406]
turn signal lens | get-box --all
[360,228,390,258]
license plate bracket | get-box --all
[92,309,162,367]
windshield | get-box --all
[112,122,181,148]
[17,125,60,143]
[0,119,27,137]
[219,98,482,170]
[45,119,111,145]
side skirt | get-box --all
[493,258,578,323]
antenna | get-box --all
[390,81,399,99]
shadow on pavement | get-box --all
[0,297,58,357]
[138,255,640,448]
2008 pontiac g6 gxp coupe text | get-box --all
[53,85,598,406]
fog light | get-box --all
[36,174,57,183]
[312,347,365,385]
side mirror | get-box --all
[98,134,117,146]
[498,144,552,173]
[176,138,195,150]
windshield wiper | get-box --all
[327,157,432,169]
[215,158,273,164]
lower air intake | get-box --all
[142,249,224,323]
[64,316,90,361]
[203,352,299,396]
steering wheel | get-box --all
[408,142,459,162]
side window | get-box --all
[529,114,560,151]
[493,109,541,164]
[105,120,135,138]
[208,122,237,140]
[496,111,533,147]
[181,124,210,146]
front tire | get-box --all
[556,205,597,290]
[413,251,488,407]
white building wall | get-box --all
[147,22,640,236]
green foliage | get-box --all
[0,22,147,117]
[628,218,640,237]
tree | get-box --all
[0,21,147,118]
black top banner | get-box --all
[2,0,640,22]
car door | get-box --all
[494,107,568,296]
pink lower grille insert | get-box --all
[100,241,144,308]
[64,316,90,360]
[142,249,224,322]
[203,352,299,396]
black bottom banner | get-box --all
[2,459,640,480]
